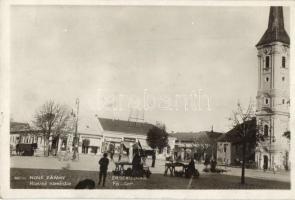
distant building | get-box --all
[10,122,44,155]
[172,131,223,161]
[97,118,176,157]
[216,118,256,166]
[10,118,177,158]
[255,7,290,170]
[9,120,103,156]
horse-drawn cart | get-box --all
[113,162,151,178]
[164,161,199,178]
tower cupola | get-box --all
[256,7,290,47]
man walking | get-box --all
[98,153,109,187]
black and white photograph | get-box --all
[0,1,294,199]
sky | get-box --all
[10,6,290,133]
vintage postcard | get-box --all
[0,0,294,199]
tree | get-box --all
[34,100,71,156]
[146,125,168,152]
[192,134,214,161]
[229,101,263,185]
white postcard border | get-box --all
[1,0,295,199]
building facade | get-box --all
[10,118,176,159]
[216,118,256,166]
[172,131,223,162]
[98,118,176,160]
[255,7,290,170]
[10,122,45,156]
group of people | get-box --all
[187,158,200,178]
[97,150,156,187]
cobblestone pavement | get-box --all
[11,154,290,183]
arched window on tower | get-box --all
[265,98,269,105]
[264,125,269,137]
[265,56,270,69]
[282,56,286,68]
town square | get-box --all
[5,5,291,191]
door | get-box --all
[263,155,268,169]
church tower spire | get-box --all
[256,6,290,46]
[255,6,290,171]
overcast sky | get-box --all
[10,6,290,133]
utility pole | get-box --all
[72,98,79,160]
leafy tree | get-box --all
[34,100,71,156]
[229,101,263,185]
[147,125,168,151]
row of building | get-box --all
[10,118,221,160]
[10,114,290,170]
[10,118,175,158]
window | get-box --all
[265,98,269,105]
[265,56,270,69]
[264,125,269,136]
[282,56,286,68]
[265,77,269,82]
[282,99,285,104]
[282,76,285,81]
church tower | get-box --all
[255,7,290,170]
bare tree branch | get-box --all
[33,100,72,156]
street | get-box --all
[10,154,290,189]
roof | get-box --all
[10,122,31,132]
[256,6,290,47]
[98,118,155,136]
[77,117,103,136]
[217,118,256,144]
[172,131,223,144]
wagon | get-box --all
[113,162,151,178]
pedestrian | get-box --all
[98,153,109,187]
[132,151,141,171]
[110,150,114,160]
[273,163,277,174]
[263,162,267,172]
[186,158,196,178]
[152,151,156,168]
[118,152,122,162]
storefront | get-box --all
[79,134,103,155]
[103,136,122,153]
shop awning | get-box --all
[122,142,130,151]
[138,139,153,150]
